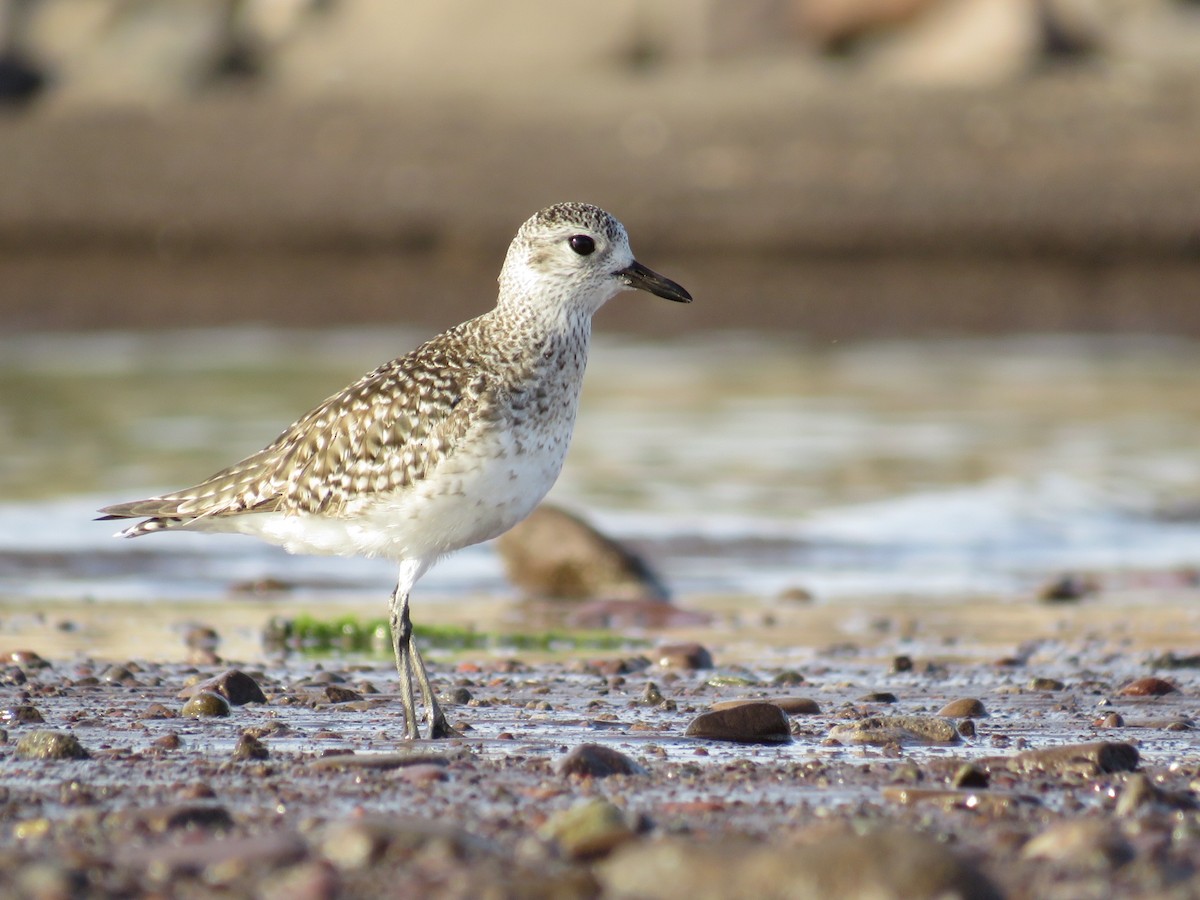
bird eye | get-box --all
[568,234,595,256]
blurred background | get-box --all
[1,0,1198,337]
[3,0,1200,632]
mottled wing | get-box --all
[98,330,495,534]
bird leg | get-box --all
[388,586,452,740]
[389,586,421,740]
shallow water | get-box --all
[3,329,1200,621]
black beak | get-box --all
[618,260,693,303]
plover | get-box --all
[98,202,692,739]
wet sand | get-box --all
[2,589,1198,898]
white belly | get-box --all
[207,405,575,563]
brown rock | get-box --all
[539,799,638,860]
[938,698,987,718]
[555,743,648,778]
[179,669,267,705]
[232,732,269,761]
[494,504,667,600]
[15,729,89,761]
[685,703,793,744]
[655,642,714,670]
[1117,677,1179,697]
[322,685,363,704]
[181,691,231,718]
[710,697,820,716]
[1008,741,1138,776]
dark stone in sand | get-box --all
[1008,741,1138,776]
[685,702,793,744]
[179,669,267,705]
[596,828,1002,900]
[891,655,914,672]
[952,764,990,788]
[444,686,473,704]
[15,729,89,760]
[555,743,648,778]
[181,691,231,718]
[6,649,49,669]
[323,685,363,704]
[656,642,714,670]
[938,698,988,718]
[1117,677,1179,697]
[1038,573,1097,603]
[3,704,44,725]
[122,803,235,833]
[771,670,805,686]
[494,503,668,600]
[100,664,139,685]
[232,732,269,761]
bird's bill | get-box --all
[618,260,693,303]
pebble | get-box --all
[595,828,1002,899]
[555,743,648,778]
[1007,741,1139,776]
[828,716,958,746]
[115,803,234,833]
[858,691,898,703]
[1028,677,1065,691]
[181,691,231,718]
[15,729,90,760]
[685,702,793,744]
[232,732,269,761]
[392,763,449,785]
[3,704,45,725]
[538,798,638,860]
[141,702,178,720]
[639,682,666,706]
[891,655,914,672]
[308,752,454,772]
[937,698,987,718]
[1117,677,1179,697]
[179,669,267,705]
[655,642,713,670]
[322,685,363,704]
[6,649,49,669]
[1021,820,1134,869]
[771,670,805,685]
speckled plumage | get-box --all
[99,202,692,739]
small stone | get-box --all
[776,586,814,603]
[937,698,987,718]
[891,655,913,673]
[141,703,178,720]
[1008,741,1138,776]
[539,799,637,860]
[771,671,805,686]
[685,702,792,744]
[1038,573,1097,603]
[152,733,183,751]
[828,716,958,746]
[182,624,220,651]
[656,642,713,670]
[555,743,648,778]
[323,685,363,704]
[1028,677,1065,691]
[392,763,449,785]
[15,729,89,760]
[444,687,473,705]
[2,704,44,725]
[1021,820,1134,869]
[705,673,758,688]
[179,669,267,705]
[858,691,898,703]
[640,682,666,706]
[709,697,820,716]
[6,650,49,669]
[232,732,269,760]
[100,664,139,685]
[1095,712,1124,728]
[952,764,989,789]
[182,691,231,718]
[1117,677,1179,697]
[957,720,976,739]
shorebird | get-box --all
[98,202,692,739]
